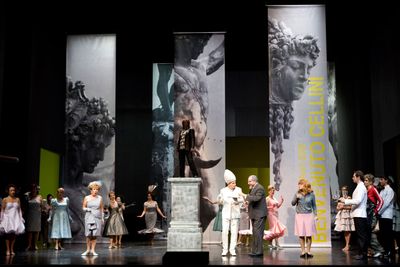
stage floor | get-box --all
[1,239,398,265]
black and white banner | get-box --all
[152,63,175,233]
[173,33,225,243]
[268,6,334,247]
[64,34,116,241]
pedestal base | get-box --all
[167,226,202,251]
[162,251,209,265]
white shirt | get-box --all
[344,180,367,218]
[218,186,244,219]
[379,184,394,219]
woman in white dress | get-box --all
[0,184,25,255]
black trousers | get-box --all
[353,217,369,256]
[250,216,266,255]
[378,217,395,255]
[178,149,198,177]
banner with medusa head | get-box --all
[268,6,335,247]
[64,35,116,241]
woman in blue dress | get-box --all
[49,188,72,250]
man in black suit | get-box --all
[176,119,198,177]
[243,175,267,257]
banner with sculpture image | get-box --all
[173,33,225,243]
[268,6,334,247]
[64,34,116,241]
[151,63,175,234]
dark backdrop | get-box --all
[1,0,399,239]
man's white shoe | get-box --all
[221,250,228,256]
[230,250,237,256]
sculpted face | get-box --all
[80,132,112,173]
[273,54,314,102]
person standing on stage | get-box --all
[334,185,355,252]
[176,119,198,177]
[217,169,244,256]
[242,175,267,257]
[41,193,53,248]
[238,202,252,247]
[363,175,384,257]
[264,185,286,249]
[103,191,128,249]
[339,170,368,260]
[115,196,128,247]
[377,175,395,258]
[24,183,43,251]
[292,178,317,258]
[137,185,167,245]
[0,184,25,256]
[49,188,72,250]
[81,181,104,256]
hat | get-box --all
[148,184,158,193]
[224,169,236,184]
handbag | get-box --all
[89,223,97,231]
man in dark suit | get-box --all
[244,175,267,257]
[176,119,198,177]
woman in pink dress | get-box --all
[263,185,286,249]
[0,184,25,256]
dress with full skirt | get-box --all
[50,197,72,239]
[103,205,129,236]
[263,196,286,240]
[138,202,164,234]
[0,201,25,235]
[334,209,355,232]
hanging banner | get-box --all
[173,33,225,243]
[64,34,116,241]
[268,5,332,247]
[151,63,175,234]
[327,62,340,240]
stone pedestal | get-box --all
[163,177,208,265]
[166,177,202,251]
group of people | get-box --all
[0,182,131,257]
[208,169,318,259]
[335,170,399,261]
[0,184,72,255]
[3,170,398,261]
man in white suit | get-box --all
[218,169,244,256]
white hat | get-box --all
[224,169,236,184]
